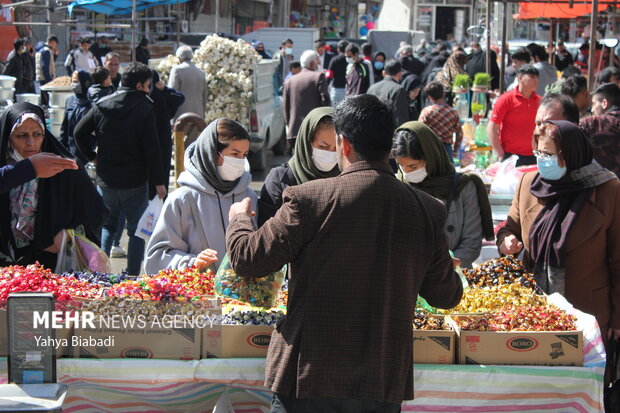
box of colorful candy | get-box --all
[202,306,283,358]
[413,311,455,364]
[449,305,583,366]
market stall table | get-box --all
[0,358,604,412]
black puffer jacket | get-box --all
[74,87,164,189]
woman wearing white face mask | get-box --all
[145,119,257,273]
[392,121,494,268]
[258,107,339,226]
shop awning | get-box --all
[514,2,608,20]
[69,0,191,15]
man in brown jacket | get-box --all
[283,49,330,153]
[227,94,463,412]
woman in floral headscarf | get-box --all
[0,102,107,268]
[435,51,468,101]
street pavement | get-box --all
[110,151,290,274]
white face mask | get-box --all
[217,154,246,181]
[312,147,338,172]
[346,57,355,65]
[402,166,428,183]
[285,47,293,55]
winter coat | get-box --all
[73,87,164,189]
[144,168,257,273]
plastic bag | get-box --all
[55,228,111,274]
[490,155,521,195]
[136,197,164,240]
[214,254,286,309]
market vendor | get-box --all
[144,118,257,274]
[497,120,620,341]
[0,102,107,268]
[392,121,494,268]
[257,107,339,226]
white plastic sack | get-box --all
[136,197,164,241]
[490,155,521,195]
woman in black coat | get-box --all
[148,70,184,199]
[0,102,107,268]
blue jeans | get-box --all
[113,212,126,247]
[330,87,346,107]
[100,185,148,275]
[443,143,454,164]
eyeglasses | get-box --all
[533,150,561,161]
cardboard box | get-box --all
[413,329,455,364]
[0,309,73,358]
[450,317,583,366]
[74,325,201,359]
[202,325,274,358]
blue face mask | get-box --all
[537,157,567,180]
[374,61,384,70]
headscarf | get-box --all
[436,51,468,92]
[395,121,494,241]
[529,120,618,269]
[401,74,421,93]
[372,51,386,82]
[288,107,339,184]
[0,102,107,262]
[75,70,93,102]
[186,118,247,194]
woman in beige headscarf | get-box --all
[435,51,468,97]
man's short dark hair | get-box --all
[334,94,393,161]
[121,62,152,89]
[597,67,620,84]
[424,81,445,100]
[592,82,620,108]
[362,42,372,57]
[561,66,581,79]
[289,61,301,70]
[79,37,91,44]
[540,94,580,124]
[47,35,58,44]
[526,43,548,62]
[13,38,24,51]
[91,66,110,85]
[517,64,539,77]
[283,38,293,45]
[337,40,349,53]
[315,40,326,48]
[384,59,401,77]
[345,44,359,55]
[511,48,531,63]
[560,75,587,98]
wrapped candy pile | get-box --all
[157,35,260,127]
[61,271,132,288]
[0,264,102,301]
[222,307,285,326]
[464,256,539,292]
[456,305,577,332]
[442,283,547,314]
[82,297,216,318]
[106,267,214,301]
[214,255,286,309]
[414,311,450,330]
